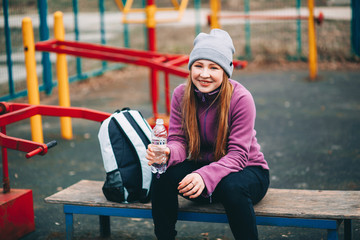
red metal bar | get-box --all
[36,40,165,59]
[0,102,113,192]
[147,0,159,117]
[233,59,247,69]
[164,73,171,115]
[164,55,189,66]
[1,126,10,193]
[35,40,189,78]
[0,103,111,126]
[0,132,48,156]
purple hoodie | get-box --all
[167,79,269,197]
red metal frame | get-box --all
[0,102,111,193]
[35,40,190,78]
[35,39,247,118]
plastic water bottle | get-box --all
[151,119,168,177]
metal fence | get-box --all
[218,0,356,62]
[0,0,358,102]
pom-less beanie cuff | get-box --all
[188,48,234,78]
[188,29,235,78]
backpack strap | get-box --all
[98,115,119,173]
[112,111,152,196]
[128,110,152,142]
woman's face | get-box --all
[191,59,224,93]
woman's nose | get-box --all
[200,68,210,77]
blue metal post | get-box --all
[99,0,108,69]
[3,0,15,98]
[351,0,360,56]
[72,0,82,77]
[65,212,74,240]
[38,0,53,95]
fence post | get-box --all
[296,0,303,58]
[308,0,318,80]
[146,0,159,118]
[210,0,221,29]
[351,0,360,56]
[22,17,44,144]
[38,0,53,95]
[72,0,83,78]
[244,0,252,59]
[99,0,108,69]
[54,11,73,140]
[3,0,15,98]
[194,0,201,35]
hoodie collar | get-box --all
[194,87,221,102]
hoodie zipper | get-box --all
[203,108,209,144]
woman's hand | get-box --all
[145,144,170,166]
[178,173,205,199]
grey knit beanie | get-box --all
[188,29,235,77]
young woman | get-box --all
[146,29,270,240]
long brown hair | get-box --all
[181,71,234,161]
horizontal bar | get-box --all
[36,40,184,61]
[0,103,111,126]
[37,44,189,77]
[64,205,153,219]
[63,204,338,230]
[256,216,338,229]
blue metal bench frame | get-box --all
[63,204,352,240]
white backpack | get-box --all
[98,108,152,203]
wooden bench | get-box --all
[45,180,360,240]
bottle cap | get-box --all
[156,119,164,125]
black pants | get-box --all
[151,160,270,240]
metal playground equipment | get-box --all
[0,102,111,239]
[22,10,247,143]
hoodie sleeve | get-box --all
[194,85,257,196]
[166,85,188,167]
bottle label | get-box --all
[152,138,167,145]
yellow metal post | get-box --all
[54,11,73,139]
[210,0,221,29]
[308,0,318,81]
[22,17,44,143]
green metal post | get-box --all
[123,0,130,48]
[194,0,201,35]
[244,0,251,59]
[296,0,302,59]
[142,0,148,50]
[99,0,108,68]
[72,0,83,77]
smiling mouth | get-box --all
[199,80,212,84]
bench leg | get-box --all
[327,229,339,240]
[344,219,352,240]
[65,212,74,240]
[99,215,111,238]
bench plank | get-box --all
[45,180,360,220]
